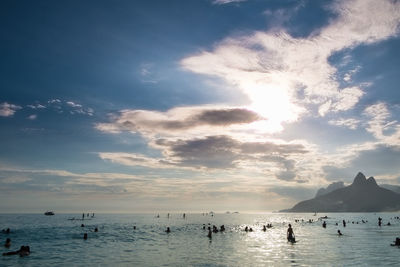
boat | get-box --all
[44,211,55,216]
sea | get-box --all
[1,212,400,266]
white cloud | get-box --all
[328,118,360,130]
[27,114,37,120]
[181,0,400,125]
[212,0,246,5]
[364,102,400,145]
[343,66,361,82]
[48,99,61,104]
[66,101,82,108]
[95,106,263,137]
[27,104,46,109]
[0,102,22,117]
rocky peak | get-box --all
[352,172,367,186]
[367,176,378,186]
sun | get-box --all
[244,81,301,133]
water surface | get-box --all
[1,213,399,266]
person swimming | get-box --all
[166,227,171,233]
[2,245,30,257]
[338,230,343,236]
[207,229,212,239]
[322,221,327,228]
[94,227,98,232]
[391,237,400,246]
[263,225,267,231]
[4,238,11,248]
[2,228,10,234]
[212,225,218,233]
[81,224,85,227]
[83,233,88,240]
[245,226,249,232]
[133,226,136,230]
[287,224,295,243]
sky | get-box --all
[1,0,400,213]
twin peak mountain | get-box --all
[283,172,400,212]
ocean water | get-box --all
[1,213,400,266]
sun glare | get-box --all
[245,82,300,133]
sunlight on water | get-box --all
[1,213,400,266]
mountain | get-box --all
[315,181,345,198]
[283,172,400,212]
[380,184,400,194]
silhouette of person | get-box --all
[378,217,382,227]
[4,238,11,248]
[342,220,346,227]
[287,224,295,242]
[2,245,30,256]
[166,227,171,233]
[207,229,212,239]
[322,221,327,228]
[83,233,88,240]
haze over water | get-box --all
[1,213,400,266]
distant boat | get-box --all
[44,211,55,216]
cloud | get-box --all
[27,114,37,120]
[66,101,82,108]
[0,102,22,117]
[139,63,158,84]
[27,104,46,109]
[48,99,61,104]
[328,118,360,130]
[323,145,400,183]
[343,66,361,82]
[45,99,94,116]
[100,135,308,182]
[96,106,263,136]
[181,0,400,125]
[363,102,398,142]
[212,0,246,5]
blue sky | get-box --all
[1,0,400,213]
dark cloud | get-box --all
[155,135,307,170]
[97,107,263,133]
[193,108,261,126]
[158,136,240,169]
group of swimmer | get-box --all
[82,212,95,220]
[1,228,30,257]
